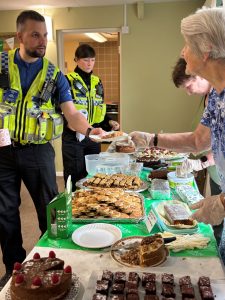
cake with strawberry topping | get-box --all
[10,251,72,300]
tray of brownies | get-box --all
[83,270,224,300]
[72,188,145,223]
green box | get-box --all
[47,176,72,239]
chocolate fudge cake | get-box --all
[10,251,72,300]
[164,203,194,226]
[139,234,166,267]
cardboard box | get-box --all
[47,176,72,239]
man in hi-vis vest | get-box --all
[63,44,119,191]
[0,11,103,289]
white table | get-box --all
[1,246,225,300]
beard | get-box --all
[25,47,46,58]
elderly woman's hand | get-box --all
[190,194,225,225]
[129,131,154,149]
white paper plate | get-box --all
[89,131,128,142]
[72,223,122,248]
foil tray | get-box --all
[72,191,146,224]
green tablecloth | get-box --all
[37,170,219,257]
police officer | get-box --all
[63,44,120,191]
[0,11,103,289]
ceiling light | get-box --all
[85,33,107,43]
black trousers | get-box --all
[0,142,58,272]
[62,128,101,192]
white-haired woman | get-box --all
[130,7,225,226]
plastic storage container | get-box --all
[150,179,171,200]
[167,171,194,189]
[85,152,130,176]
[176,184,204,205]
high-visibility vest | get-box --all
[0,49,63,144]
[66,72,106,125]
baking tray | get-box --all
[72,191,146,224]
[76,178,149,193]
[83,270,225,300]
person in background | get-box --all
[172,58,221,196]
[130,7,225,262]
[63,44,120,191]
[172,57,223,246]
[0,11,103,290]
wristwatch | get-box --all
[85,127,92,137]
[153,133,158,147]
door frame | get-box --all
[56,27,121,74]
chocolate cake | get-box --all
[10,251,72,300]
[139,235,166,267]
[148,169,170,180]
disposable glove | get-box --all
[190,195,225,225]
[180,159,204,174]
[129,131,154,149]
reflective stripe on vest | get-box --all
[0,49,63,144]
[66,72,106,125]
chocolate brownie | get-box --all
[110,296,125,300]
[111,283,124,294]
[92,293,107,300]
[125,281,139,294]
[96,280,109,295]
[161,283,176,298]
[102,270,113,284]
[126,294,139,300]
[180,284,195,298]
[145,282,156,295]
[199,286,214,300]
[128,272,139,285]
[142,273,156,286]
[114,272,126,283]
[144,296,159,300]
[161,273,174,284]
[179,275,192,286]
[198,276,211,287]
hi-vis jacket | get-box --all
[0,49,63,144]
[66,72,106,125]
